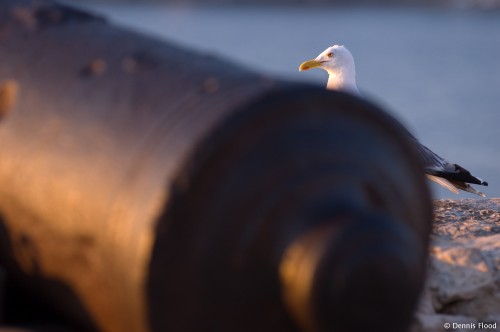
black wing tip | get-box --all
[427,169,487,186]
[453,164,488,186]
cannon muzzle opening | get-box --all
[146,89,432,332]
[281,213,424,332]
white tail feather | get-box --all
[449,180,487,197]
[461,186,486,197]
[426,175,459,194]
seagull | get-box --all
[299,44,488,197]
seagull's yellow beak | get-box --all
[299,59,324,71]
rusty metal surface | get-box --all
[0,1,432,331]
[0,1,268,331]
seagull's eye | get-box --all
[327,52,334,58]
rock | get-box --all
[411,199,500,332]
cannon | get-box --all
[0,1,432,331]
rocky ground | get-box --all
[411,199,500,332]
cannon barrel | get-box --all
[0,1,432,331]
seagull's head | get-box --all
[299,45,355,74]
[299,44,360,94]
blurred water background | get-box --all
[69,2,500,198]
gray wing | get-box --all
[407,134,487,186]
